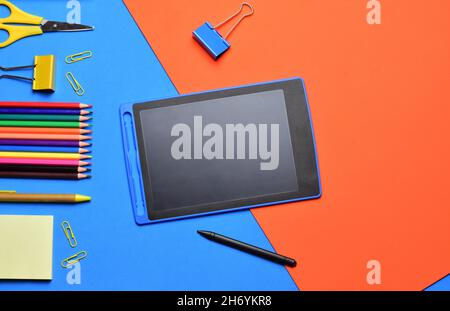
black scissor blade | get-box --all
[41,21,94,32]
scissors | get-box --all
[0,0,94,48]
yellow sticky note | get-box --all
[0,215,53,280]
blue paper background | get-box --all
[0,0,297,290]
[425,275,450,291]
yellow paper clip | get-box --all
[61,220,77,248]
[65,51,93,64]
[61,250,87,268]
[66,72,85,96]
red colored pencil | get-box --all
[0,127,92,134]
[0,102,91,109]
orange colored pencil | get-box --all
[0,127,92,134]
[0,133,91,141]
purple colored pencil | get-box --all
[0,108,88,115]
[0,139,89,147]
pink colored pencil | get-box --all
[0,158,90,166]
[0,133,91,141]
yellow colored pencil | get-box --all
[0,191,90,203]
[0,151,91,160]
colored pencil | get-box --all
[0,158,90,166]
[0,127,91,134]
[0,152,91,160]
[0,133,91,141]
[0,108,91,115]
[0,102,91,109]
[0,192,91,203]
[0,120,89,128]
[0,139,90,147]
[0,164,90,173]
[0,171,90,180]
[0,114,91,121]
[0,145,89,153]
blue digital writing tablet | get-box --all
[120,78,321,225]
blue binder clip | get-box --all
[193,2,254,60]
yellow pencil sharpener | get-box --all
[32,55,56,92]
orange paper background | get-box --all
[124,0,450,290]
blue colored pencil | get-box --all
[0,108,90,115]
[0,145,89,153]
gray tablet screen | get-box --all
[139,90,298,212]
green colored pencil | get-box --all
[0,120,89,128]
[0,114,90,122]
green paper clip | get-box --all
[66,72,85,96]
[61,250,87,268]
[65,51,93,64]
[61,220,77,248]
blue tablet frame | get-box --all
[120,78,322,225]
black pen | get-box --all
[197,230,297,267]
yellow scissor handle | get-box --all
[0,0,44,48]
[0,0,43,24]
[0,24,43,48]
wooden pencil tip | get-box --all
[80,154,92,160]
[80,123,90,128]
[80,129,92,134]
[79,142,91,147]
[77,174,91,179]
[80,110,91,116]
[79,116,91,122]
[80,135,92,141]
[75,194,91,202]
[79,148,90,154]
[80,103,92,108]
[79,161,91,166]
[77,167,88,172]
